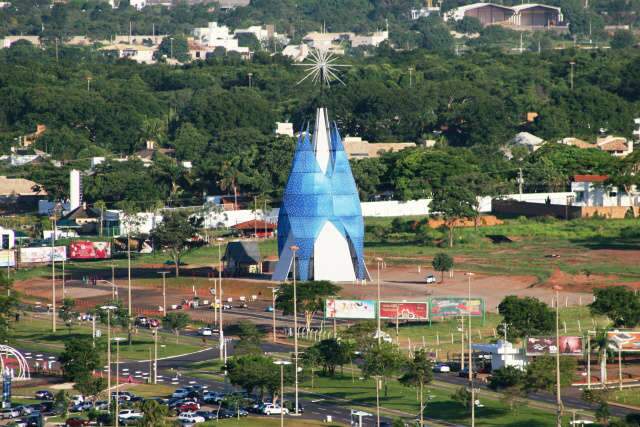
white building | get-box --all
[473,340,527,371]
[302,30,389,52]
[192,22,250,55]
[596,135,633,158]
[571,175,638,207]
[233,24,289,46]
[281,44,310,62]
[275,122,294,137]
[2,36,40,48]
[511,131,545,152]
[0,226,15,250]
[99,44,156,64]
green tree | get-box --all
[227,355,286,398]
[414,16,454,53]
[523,356,577,394]
[590,286,640,327]
[431,252,454,283]
[0,271,18,342]
[455,16,482,34]
[430,181,477,247]
[583,389,611,426]
[59,297,76,334]
[58,337,103,381]
[611,30,636,49]
[399,350,433,426]
[54,390,70,419]
[162,312,190,343]
[139,399,169,427]
[233,321,264,356]
[498,296,554,339]
[75,374,107,402]
[157,35,190,62]
[173,122,209,161]
[276,281,341,331]
[361,342,406,397]
[151,210,203,277]
[488,366,526,410]
[311,338,353,376]
[451,386,472,412]
[301,345,322,388]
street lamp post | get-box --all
[51,204,61,333]
[269,287,278,342]
[375,376,381,427]
[217,238,224,361]
[569,61,576,91]
[466,272,475,427]
[157,271,168,314]
[170,37,174,59]
[248,72,253,88]
[153,327,159,384]
[290,244,300,416]
[273,360,291,427]
[101,305,117,413]
[375,257,383,344]
[113,337,126,427]
[553,285,563,427]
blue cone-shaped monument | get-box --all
[272,108,370,282]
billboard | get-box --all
[69,241,111,260]
[20,246,67,263]
[526,336,583,356]
[379,302,428,320]
[429,297,483,317]
[0,250,15,267]
[325,299,376,319]
[607,331,640,352]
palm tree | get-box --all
[399,350,434,427]
[592,327,611,386]
[94,200,107,237]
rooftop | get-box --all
[573,174,609,183]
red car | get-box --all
[65,418,90,427]
[178,402,200,413]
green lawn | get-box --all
[200,417,345,426]
[299,373,573,427]
[10,315,205,360]
[608,388,640,407]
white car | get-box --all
[0,408,20,419]
[426,274,437,284]
[172,388,190,399]
[433,363,451,373]
[178,412,206,423]
[71,395,84,405]
[119,409,143,420]
[198,328,212,336]
[262,404,289,415]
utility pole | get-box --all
[569,61,576,91]
[268,287,278,342]
[55,38,59,63]
[376,257,383,344]
[51,206,59,333]
[290,244,300,416]
[153,327,158,384]
[217,238,224,361]
[554,285,563,427]
[157,271,168,314]
[408,67,414,88]
[467,272,475,427]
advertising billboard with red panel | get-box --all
[526,336,583,356]
[69,241,111,260]
[379,302,428,320]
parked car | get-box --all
[236,302,248,309]
[222,304,232,310]
[284,401,304,414]
[134,316,148,327]
[118,409,143,421]
[195,410,217,421]
[65,417,90,427]
[0,408,21,419]
[34,390,53,400]
[425,274,437,284]
[94,401,109,411]
[111,391,134,401]
[262,404,289,415]
[433,363,451,373]
[458,367,478,378]
[71,402,93,412]
[71,395,84,405]
[198,327,212,336]
[265,306,274,312]
[203,391,223,404]
[178,402,200,413]
[172,389,190,399]
[178,412,205,423]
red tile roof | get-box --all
[233,220,276,231]
[573,174,609,183]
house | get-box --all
[342,137,416,159]
[510,132,545,152]
[596,135,633,157]
[192,22,250,55]
[57,204,104,235]
[558,137,595,149]
[281,44,310,62]
[571,174,637,207]
[99,43,156,64]
[233,24,289,47]
[445,3,565,29]
[0,176,47,213]
[222,241,262,275]
[473,340,527,371]
[302,30,389,52]
[134,140,176,165]
[0,226,15,249]
[232,219,276,238]
[18,124,47,148]
[1,36,41,48]
[275,122,294,137]
[188,40,212,61]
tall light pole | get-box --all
[101,305,117,410]
[569,61,576,91]
[375,257,383,344]
[273,360,291,427]
[217,238,224,361]
[553,285,563,427]
[50,204,61,333]
[269,287,278,342]
[408,67,414,88]
[248,72,253,88]
[153,326,159,384]
[62,258,66,297]
[466,272,475,427]
[170,37,174,59]
[113,337,126,427]
[111,264,117,300]
[375,375,381,427]
[157,271,168,314]
[290,244,300,416]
